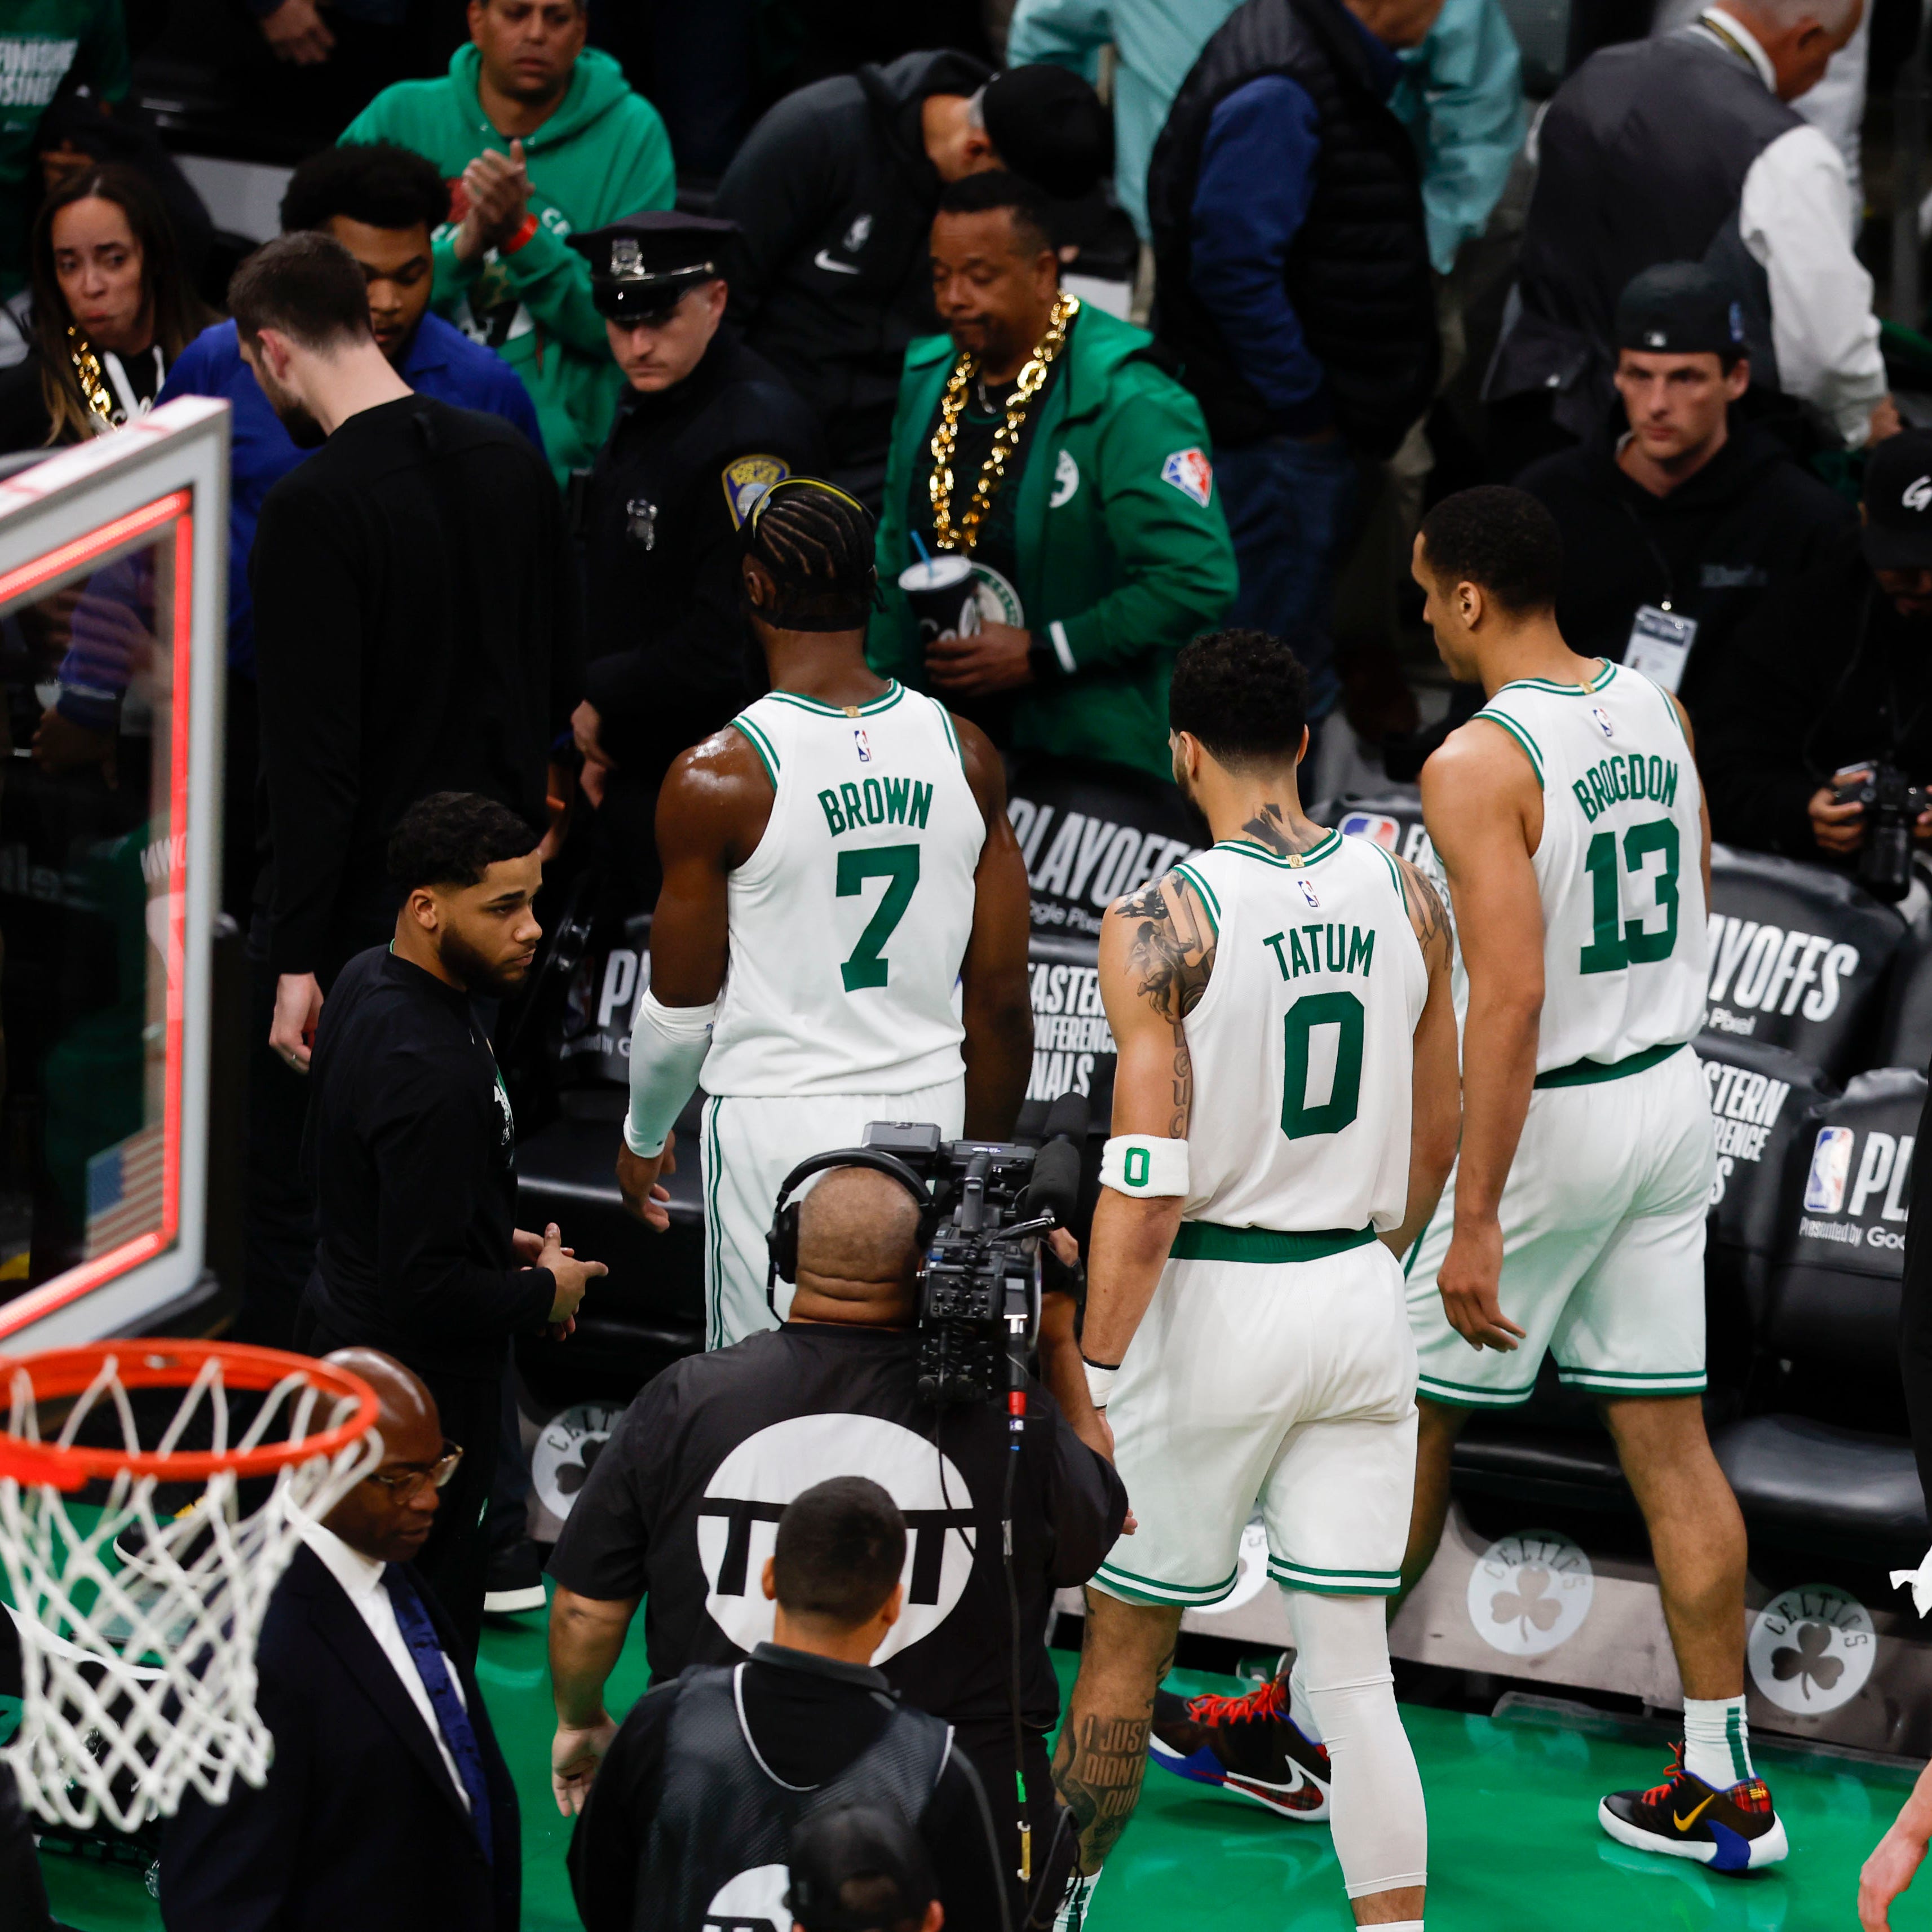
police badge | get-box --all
[722,454,791,529]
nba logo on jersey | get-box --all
[1804,1126,1855,1212]
[852,727,872,763]
[1591,706,1615,739]
[1297,877,1321,910]
[1338,811,1401,851]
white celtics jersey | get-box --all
[701,681,984,1097]
[1471,661,1708,1074]
[1175,832,1427,1233]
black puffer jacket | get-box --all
[712,47,992,503]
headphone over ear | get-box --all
[765,1147,932,1316]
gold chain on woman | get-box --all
[66,326,122,431]
[927,290,1079,552]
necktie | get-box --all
[384,1567,494,1861]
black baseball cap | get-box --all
[980,64,1113,200]
[1613,262,1748,359]
[1862,429,1932,571]
[785,1807,936,1932]
[568,210,739,324]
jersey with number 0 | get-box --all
[1173,833,1427,1232]
[1471,661,1707,1073]
[701,681,984,1097]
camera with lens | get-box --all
[1834,762,1931,901]
[863,1102,1086,1407]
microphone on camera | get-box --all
[1023,1092,1089,1230]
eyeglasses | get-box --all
[365,1441,463,1501]
[745,474,872,538]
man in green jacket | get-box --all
[869,173,1235,785]
[342,0,675,483]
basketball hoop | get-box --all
[0,1341,381,1830]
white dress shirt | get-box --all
[299,1520,473,1811]
[1695,7,1887,447]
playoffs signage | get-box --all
[1785,1069,1923,1276]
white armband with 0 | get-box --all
[1099,1135,1190,1198]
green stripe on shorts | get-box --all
[1091,1559,1240,1607]
[1170,1222,1376,1263]
[1533,1040,1685,1090]
[1267,1557,1403,1597]
[1554,1366,1706,1394]
[1417,1371,1540,1408]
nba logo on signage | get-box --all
[1339,812,1401,851]
[1805,1126,1855,1213]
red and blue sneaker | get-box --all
[1598,1744,1788,1871]
[1147,1676,1331,1821]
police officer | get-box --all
[567,211,821,886]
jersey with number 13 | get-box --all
[702,680,984,1097]
[1471,660,1708,1073]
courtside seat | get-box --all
[1703,845,1907,1080]
[1714,1068,1928,1560]
[1874,874,1932,1072]
[1451,1361,1633,1512]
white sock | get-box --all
[1681,1695,1753,1790]
[1287,1655,1323,1745]
[1374,1922,1425,1930]
[1052,1869,1100,1932]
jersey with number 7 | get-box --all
[702,681,986,1094]
[1469,662,1708,1068]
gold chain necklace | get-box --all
[927,290,1078,553]
[66,326,122,432]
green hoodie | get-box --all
[343,45,674,483]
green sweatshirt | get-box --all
[342,45,675,483]
[869,304,1237,782]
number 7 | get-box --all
[838,844,921,992]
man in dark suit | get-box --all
[158,1349,521,1931]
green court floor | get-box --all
[37,1598,1930,1932]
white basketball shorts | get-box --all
[1091,1228,1418,1607]
[700,1078,966,1349]
[1405,1042,1712,1407]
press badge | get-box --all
[1624,604,1697,693]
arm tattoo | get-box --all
[1113,876,1215,1138]
[1394,853,1451,961]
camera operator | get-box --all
[545,1162,1126,1924]
[1702,429,1932,887]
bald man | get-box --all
[160,1351,522,1932]
[547,1164,1127,1926]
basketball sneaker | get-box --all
[1598,1744,1789,1871]
[1147,1676,1332,1821]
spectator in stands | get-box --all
[711,55,1111,503]
[1518,262,1851,719]
[160,1350,523,1932]
[230,233,579,1356]
[158,141,542,919]
[0,0,128,302]
[1700,430,1932,863]
[1010,0,1523,274]
[869,172,1236,788]
[1143,0,1445,740]
[565,1479,1009,1932]
[0,164,212,453]
[1486,0,1893,469]
[565,213,820,892]
[342,0,676,483]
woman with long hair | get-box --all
[0,162,215,451]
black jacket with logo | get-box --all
[1700,528,1932,861]
[545,1322,1126,1731]
[1517,421,1853,720]
[712,47,993,501]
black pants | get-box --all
[241,959,315,1350]
[954,1720,1066,1931]
[295,1304,501,1664]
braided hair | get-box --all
[742,478,878,633]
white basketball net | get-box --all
[0,1351,381,1830]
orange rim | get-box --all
[0,1341,380,1492]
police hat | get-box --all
[1613,262,1748,360]
[785,1807,936,1932]
[1862,429,1932,571]
[568,211,739,324]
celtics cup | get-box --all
[900,554,981,649]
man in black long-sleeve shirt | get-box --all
[297,793,606,1655]
[227,231,581,1348]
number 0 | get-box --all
[1281,991,1364,1140]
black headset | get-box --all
[764,1147,933,1316]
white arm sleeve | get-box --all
[1739,127,1886,447]
[624,989,717,1156]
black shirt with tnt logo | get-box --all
[546,1323,1126,1730]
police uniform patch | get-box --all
[1161,447,1214,507]
[722,454,790,529]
